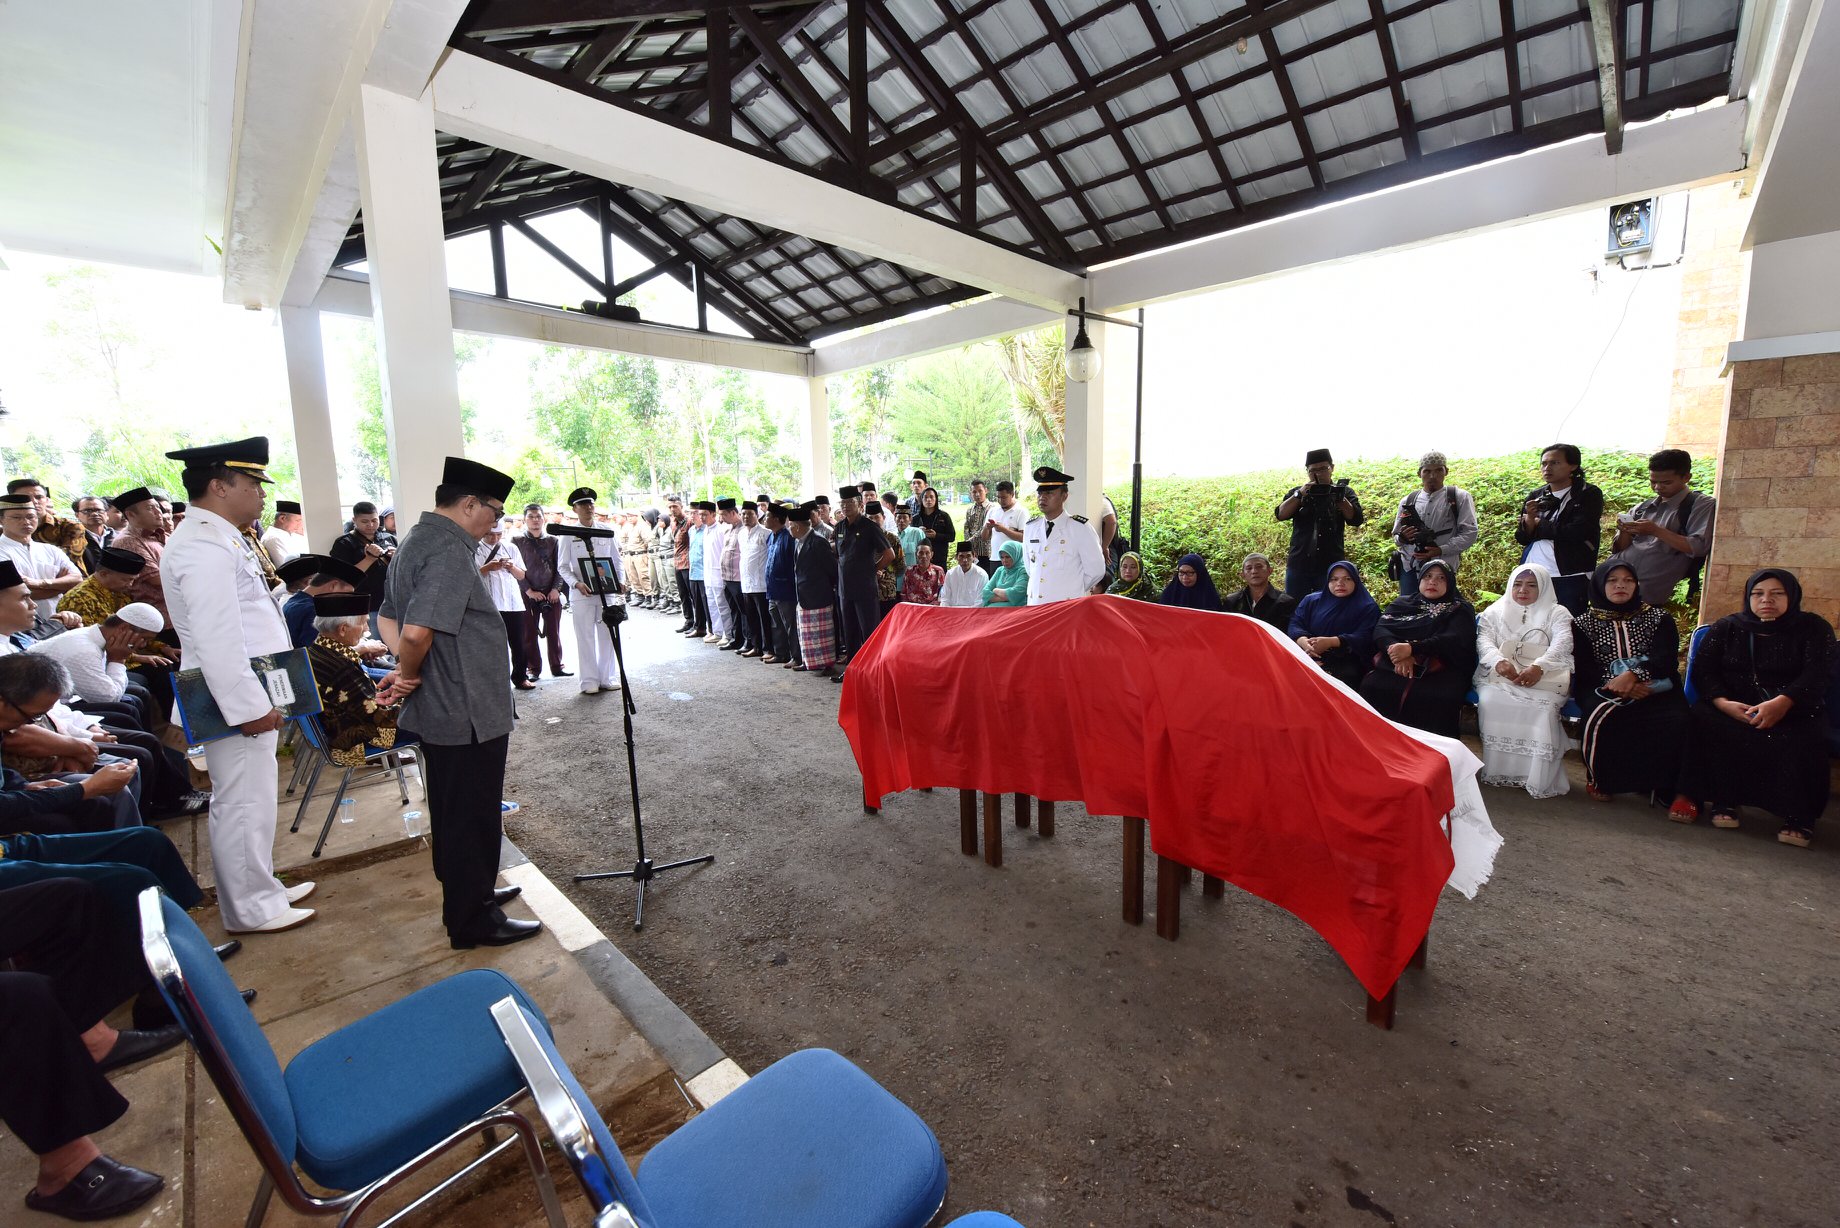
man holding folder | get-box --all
[162,437,317,935]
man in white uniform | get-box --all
[162,437,316,934]
[556,487,624,695]
[260,500,308,570]
[1023,466,1107,606]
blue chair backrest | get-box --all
[139,890,298,1163]
[298,713,327,752]
[1682,625,1712,707]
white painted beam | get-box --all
[429,49,1086,312]
[1090,102,1749,313]
[811,297,1061,376]
[222,0,468,310]
[1743,0,1840,247]
[278,307,346,549]
[803,378,833,497]
[313,273,814,377]
[353,84,464,530]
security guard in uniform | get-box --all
[161,436,316,934]
[1023,465,1107,605]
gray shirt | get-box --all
[379,512,513,745]
[1611,488,1716,604]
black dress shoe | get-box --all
[491,885,522,906]
[24,1155,165,1222]
[449,917,543,950]
[553,668,574,677]
[98,1025,184,1074]
[214,940,242,962]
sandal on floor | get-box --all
[1778,828,1812,848]
[1667,796,1699,823]
[1711,810,1741,829]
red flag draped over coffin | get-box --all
[837,596,1457,999]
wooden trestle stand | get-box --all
[950,792,1429,1029]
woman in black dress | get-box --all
[1681,567,1835,846]
[1358,559,1477,737]
[914,488,956,577]
[1573,561,1690,809]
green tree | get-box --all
[887,351,1014,493]
[342,327,482,501]
[989,327,1065,473]
[831,365,899,485]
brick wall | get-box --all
[1702,353,1840,626]
[1666,183,1751,459]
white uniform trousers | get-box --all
[202,729,289,930]
[569,597,619,690]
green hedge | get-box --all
[1105,449,1713,609]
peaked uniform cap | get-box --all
[165,436,274,483]
[566,486,597,506]
[1032,465,1074,487]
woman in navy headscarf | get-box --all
[1287,560,1381,689]
[1159,553,1223,612]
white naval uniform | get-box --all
[1023,511,1107,605]
[163,505,295,931]
[557,532,624,692]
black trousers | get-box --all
[689,580,711,635]
[522,598,565,676]
[99,725,190,814]
[770,598,799,663]
[744,593,771,653]
[416,733,508,938]
[722,580,745,645]
[499,610,530,682]
[0,829,202,928]
[674,568,692,619]
[839,590,881,664]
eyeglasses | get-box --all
[0,693,56,722]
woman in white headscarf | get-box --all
[1475,563,1575,798]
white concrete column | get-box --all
[804,376,833,497]
[352,83,464,532]
[278,306,345,550]
[1061,316,1113,524]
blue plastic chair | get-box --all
[138,890,567,1228]
[287,713,422,857]
[1682,624,1713,707]
[489,996,985,1228]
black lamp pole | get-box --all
[1130,306,1145,551]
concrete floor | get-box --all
[0,712,695,1227]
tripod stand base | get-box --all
[575,855,714,931]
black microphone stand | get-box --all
[563,527,712,930]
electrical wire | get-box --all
[1550,265,1647,440]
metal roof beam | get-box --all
[1585,0,1627,154]
[429,47,1085,310]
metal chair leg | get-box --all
[243,1171,275,1228]
[311,768,357,858]
[290,759,326,834]
[284,744,311,795]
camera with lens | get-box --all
[1397,501,1439,551]
[1304,478,1350,504]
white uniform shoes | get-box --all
[285,881,316,904]
[226,907,316,934]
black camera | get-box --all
[1304,479,1349,503]
[1397,502,1439,551]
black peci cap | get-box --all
[96,547,147,575]
[1305,448,1333,466]
[274,500,302,515]
[310,593,372,618]
[442,457,515,503]
[0,561,23,589]
[716,497,737,511]
[114,487,157,510]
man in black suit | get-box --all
[831,486,891,685]
[787,506,840,679]
[1513,442,1605,614]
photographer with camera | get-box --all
[1513,443,1604,615]
[1275,448,1364,596]
[1389,451,1477,595]
[1609,449,1716,606]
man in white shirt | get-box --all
[27,602,162,707]
[983,481,1029,575]
[1023,467,1107,605]
[260,500,308,570]
[0,494,82,619]
[941,542,986,608]
[475,522,533,690]
[556,487,624,695]
[162,436,315,934]
[737,503,772,658]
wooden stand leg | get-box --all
[1122,817,1145,925]
[1038,800,1055,838]
[1410,934,1428,969]
[958,790,978,857]
[981,792,1002,868]
[1177,864,1193,887]
[1155,856,1182,941]
[1366,986,1397,1030]
[1014,793,1031,828]
[1202,874,1224,898]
